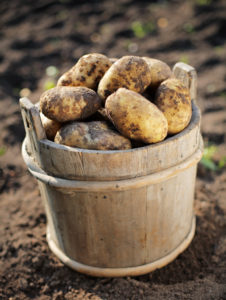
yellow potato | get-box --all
[143,57,172,89]
[40,86,101,122]
[54,121,132,150]
[40,112,62,141]
[155,78,192,134]
[105,88,168,144]
[57,53,112,89]
[97,56,152,102]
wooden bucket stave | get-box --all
[20,62,203,277]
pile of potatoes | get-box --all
[39,53,192,150]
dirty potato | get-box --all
[57,53,112,90]
[155,78,192,134]
[143,57,172,89]
[97,56,152,102]
[105,88,168,144]
[40,86,101,122]
[40,112,62,140]
[54,121,132,150]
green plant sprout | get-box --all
[179,55,189,64]
[195,0,212,5]
[145,21,156,33]
[56,10,68,21]
[200,144,226,171]
[44,65,59,90]
[13,88,20,97]
[214,46,224,55]
[201,145,218,171]
[218,157,226,169]
[0,146,7,156]
[219,91,226,99]
[183,23,195,34]
[131,21,156,38]
[44,80,55,91]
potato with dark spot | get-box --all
[54,121,132,150]
[155,78,192,134]
[40,86,101,122]
[57,53,112,90]
[143,57,172,89]
[40,112,62,140]
[105,88,168,144]
[97,56,152,102]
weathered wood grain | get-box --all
[173,62,197,103]
[20,97,46,167]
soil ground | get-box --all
[0,0,226,299]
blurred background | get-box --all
[0,0,226,299]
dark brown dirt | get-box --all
[0,0,226,299]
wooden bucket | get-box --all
[20,63,203,277]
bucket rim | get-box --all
[22,136,203,190]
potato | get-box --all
[54,121,132,150]
[97,56,152,102]
[155,78,192,134]
[105,88,168,144]
[40,86,101,122]
[57,53,112,89]
[40,112,62,140]
[143,57,172,89]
